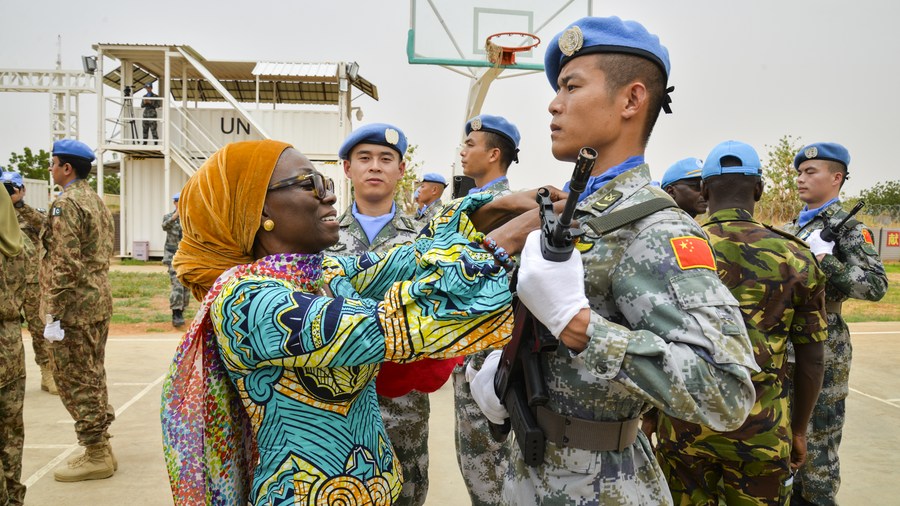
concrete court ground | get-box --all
[18,321,900,505]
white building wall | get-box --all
[123,158,190,258]
[23,177,50,210]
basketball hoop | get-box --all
[485,32,541,66]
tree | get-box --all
[856,180,900,222]
[8,147,51,181]
[395,144,424,215]
[757,135,802,225]
[89,174,121,195]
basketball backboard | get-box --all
[408,0,592,73]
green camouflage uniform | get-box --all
[784,200,888,505]
[452,180,512,506]
[657,208,828,505]
[14,202,50,367]
[40,179,115,446]
[161,211,189,310]
[0,232,30,506]
[504,166,758,506]
[325,205,425,506]
[415,198,443,224]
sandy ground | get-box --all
[17,322,900,505]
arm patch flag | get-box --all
[670,236,716,271]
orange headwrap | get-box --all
[173,140,291,301]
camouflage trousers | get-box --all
[167,265,189,311]
[790,318,850,506]
[657,447,791,506]
[50,319,113,445]
[378,391,429,506]
[0,376,25,506]
[792,399,845,506]
[452,356,509,506]
[503,434,671,506]
[22,282,50,367]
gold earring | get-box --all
[263,219,275,231]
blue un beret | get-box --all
[421,172,447,186]
[1,171,24,187]
[544,16,671,93]
[661,158,703,188]
[701,140,762,179]
[52,139,96,162]
[338,123,408,161]
[465,114,521,148]
[173,192,181,201]
[793,142,850,172]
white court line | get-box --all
[851,331,900,335]
[24,373,166,488]
[24,444,72,450]
[850,387,900,408]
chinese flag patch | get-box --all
[670,236,717,271]
[862,229,874,245]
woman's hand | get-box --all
[470,186,567,233]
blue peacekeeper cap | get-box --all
[702,140,762,179]
[794,142,850,172]
[421,172,447,186]
[338,123,408,160]
[465,114,521,148]
[173,192,181,201]
[545,16,670,92]
[661,158,703,188]
[1,171,24,187]
[52,139,96,162]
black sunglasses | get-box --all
[267,172,335,200]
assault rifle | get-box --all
[820,200,865,242]
[489,147,596,466]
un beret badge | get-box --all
[559,26,584,57]
[805,146,818,159]
[385,128,400,146]
[471,117,482,131]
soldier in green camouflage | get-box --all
[1,189,30,506]
[453,114,519,505]
[41,140,117,482]
[654,140,827,505]
[414,173,447,224]
[470,17,758,505]
[162,192,188,327]
[783,142,888,506]
[325,123,428,506]
[2,171,57,395]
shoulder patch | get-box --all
[574,237,594,253]
[670,236,716,271]
[51,206,62,217]
[591,190,623,213]
[861,228,874,245]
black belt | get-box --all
[536,406,640,452]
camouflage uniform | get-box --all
[161,211,189,311]
[325,205,425,506]
[14,202,51,368]
[504,166,758,506]
[0,232,30,506]
[453,181,512,505]
[784,200,888,505]
[415,198,443,223]
[40,178,115,446]
[657,208,827,505]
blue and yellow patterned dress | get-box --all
[209,230,512,505]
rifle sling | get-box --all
[584,197,676,236]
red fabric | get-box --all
[375,357,464,398]
[669,236,717,271]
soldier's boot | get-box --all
[172,309,185,328]
[40,364,59,395]
[54,441,115,482]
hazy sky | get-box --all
[1,0,896,198]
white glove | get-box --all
[44,315,65,342]
[807,229,835,257]
[516,230,590,337]
[469,350,508,425]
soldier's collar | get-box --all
[705,208,755,224]
[579,164,652,216]
[337,207,355,227]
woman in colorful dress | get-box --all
[161,140,513,506]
